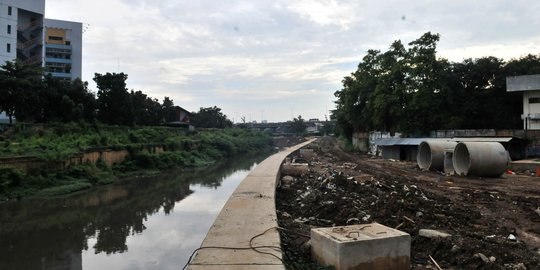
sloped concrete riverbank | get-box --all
[187,139,315,270]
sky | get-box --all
[45,0,540,123]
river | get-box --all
[0,153,269,270]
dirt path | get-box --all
[276,137,540,269]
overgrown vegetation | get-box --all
[333,32,540,138]
[0,123,272,200]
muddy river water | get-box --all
[0,153,269,270]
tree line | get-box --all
[0,61,232,127]
[333,32,540,138]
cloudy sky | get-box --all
[46,0,540,122]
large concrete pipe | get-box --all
[453,142,509,177]
[417,141,457,171]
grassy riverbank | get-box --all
[0,123,273,200]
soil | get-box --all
[276,137,540,270]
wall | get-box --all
[0,1,18,63]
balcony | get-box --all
[45,57,72,64]
[46,72,72,79]
[45,43,72,50]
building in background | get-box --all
[0,0,82,80]
[44,19,82,80]
[507,74,540,130]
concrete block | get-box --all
[311,223,410,270]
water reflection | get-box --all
[0,152,269,270]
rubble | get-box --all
[418,229,452,239]
[276,137,540,269]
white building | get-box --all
[44,19,82,79]
[0,0,82,80]
[506,74,540,130]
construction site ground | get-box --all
[276,137,540,270]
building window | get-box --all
[49,36,63,41]
[8,6,12,16]
[7,43,11,53]
[530,98,540,104]
[7,25,11,35]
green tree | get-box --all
[40,76,96,122]
[0,61,42,124]
[94,73,132,125]
[190,106,232,128]
[290,115,307,134]
[161,97,175,123]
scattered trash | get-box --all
[506,169,516,175]
[508,234,517,241]
[346,218,360,225]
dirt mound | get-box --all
[276,137,540,269]
[273,136,308,149]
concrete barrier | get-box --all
[188,139,315,270]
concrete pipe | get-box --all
[453,142,509,177]
[417,141,457,171]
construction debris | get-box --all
[276,137,540,269]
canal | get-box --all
[0,153,270,270]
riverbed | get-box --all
[0,153,269,270]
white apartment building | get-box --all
[44,18,82,80]
[0,0,82,80]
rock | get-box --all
[504,263,527,270]
[474,253,490,263]
[281,176,294,185]
[362,214,371,222]
[346,218,360,225]
[419,229,452,238]
[508,234,517,241]
[416,211,424,218]
[489,256,496,262]
[535,207,540,217]
[281,212,292,218]
[451,245,460,253]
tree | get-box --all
[332,32,535,137]
[94,73,132,125]
[190,106,232,128]
[130,90,162,126]
[40,76,96,122]
[290,115,307,134]
[0,61,42,124]
[161,97,175,123]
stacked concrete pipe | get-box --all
[453,142,509,177]
[417,141,457,171]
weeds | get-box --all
[0,124,273,200]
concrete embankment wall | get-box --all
[188,139,315,270]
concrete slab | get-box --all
[187,139,315,269]
[311,223,411,270]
